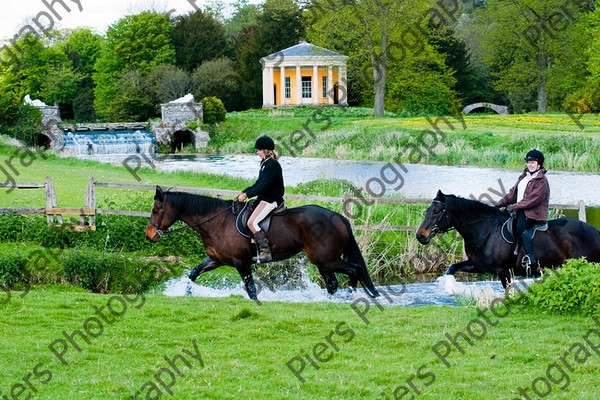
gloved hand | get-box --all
[506,204,516,212]
[236,192,247,202]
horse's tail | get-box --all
[341,216,380,298]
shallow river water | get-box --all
[162,273,506,307]
[83,153,600,206]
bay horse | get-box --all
[145,187,379,300]
[416,190,600,289]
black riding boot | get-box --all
[520,229,537,269]
[253,231,272,263]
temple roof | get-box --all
[262,41,347,59]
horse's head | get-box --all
[416,190,454,244]
[145,186,178,242]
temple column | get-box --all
[312,65,318,105]
[296,65,302,105]
[262,65,274,107]
[338,65,348,106]
[280,66,285,106]
[328,66,333,104]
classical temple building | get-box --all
[260,41,348,108]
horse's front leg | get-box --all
[189,257,223,282]
[241,274,258,300]
[233,263,258,300]
[445,260,482,275]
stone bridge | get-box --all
[462,102,508,115]
[37,100,209,152]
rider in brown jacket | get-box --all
[497,149,550,269]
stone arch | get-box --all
[149,122,209,150]
[36,133,52,149]
[171,129,195,152]
[463,102,508,115]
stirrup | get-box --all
[251,243,272,264]
[521,254,535,269]
[252,255,272,264]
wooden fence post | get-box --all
[342,192,353,224]
[82,177,96,226]
[578,200,587,223]
[44,176,62,224]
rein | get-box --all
[431,199,498,234]
[149,198,235,237]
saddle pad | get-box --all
[501,219,515,244]
[235,200,287,238]
[501,219,549,243]
[531,222,549,239]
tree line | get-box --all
[1,0,599,126]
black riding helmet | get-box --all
[525,149,544,166]
[253,135,275,150]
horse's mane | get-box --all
[166,191,233,216]
[444,194,501,216]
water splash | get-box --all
[162,271,505,307]
[436,275,504,307]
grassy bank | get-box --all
[1,291,599,399]
[208,108,600,172]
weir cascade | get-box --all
[34,95,209,154]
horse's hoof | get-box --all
[189,268,200,282]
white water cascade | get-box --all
[61,129,155,156]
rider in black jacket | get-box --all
[235,136,284,263]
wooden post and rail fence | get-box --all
[0,177,589,231]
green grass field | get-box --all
[1,290,600,399]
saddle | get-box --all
[235,199,287,238]
[501,214,548,249]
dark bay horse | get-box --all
[416,190,600,289]
[145,187,379,299]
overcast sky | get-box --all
[0,0,251,40]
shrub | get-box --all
[201,96,226,124]
[61,247,183,293]
[0,214,27,242]
[12,105,42,146]
[511,258,600,316]
[0,253,29,288]
[564,87,600,114]
[0,214,206,258]
[0,91,19,135]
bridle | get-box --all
[430,199,454,236]
[148,194,235,237]
[429,198,500,237]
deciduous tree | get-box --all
[93,12,175,120]
[234,0,304,109]
[192,58,242,111]
[476,0,593,112]
[172,11,229,72]
[307,0,458,115]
